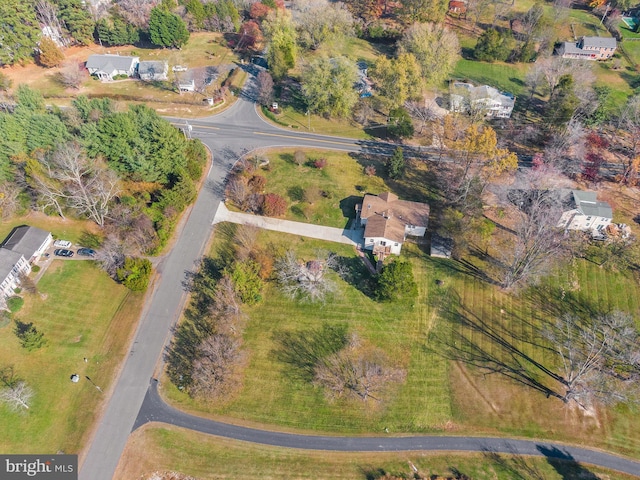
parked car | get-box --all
[54,239,72,248]
[77,248,96,257]
[54,249,74,257]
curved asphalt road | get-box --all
[80,67,640,480]
[134,380,640,477]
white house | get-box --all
[0,226,52,309]
[450,82,516,119]
[557,36,617,60]
[86,54,139,81]
[138,60,169,81]
[558,190,613,233]
[357,192,430,257]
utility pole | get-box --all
[600,3,611,26]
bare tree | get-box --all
[542,311,640,408]
[0,181,22,220]
[543,118,587,176]
[496,170,569,288]
[225,176,250,209]
[404,99,440,134]
[95,235,126,277]
[314,335,405,402]
[57,62,88,90]
[115,0,160,28]
[0,367,33,411]
[190,333,244,399]
[256,70,274,106]
[275,250,345,303]
[35,0,67,46]
[234,224,259,260]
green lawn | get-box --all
[0,261,143,453]
[244,149,436,229]
[117,424,640,480]
[0,214,101,247]
[452,57,529,98]
[164,229,452,433]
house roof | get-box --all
[581,36,617,49]
[451,82,515,109]
[560,41,592,56]
[86,54,139,73]
[0,249,25,284]
[138,60,168,75]
[572,190,612,219]
[360,192,430,243]
[2,225,50,259]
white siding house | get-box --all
[0,226,52,309]
[86,54,139,81]
[450,82,516,118]
[558,190,613,233]
[357,192,429,258]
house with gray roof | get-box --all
[138,60,168,81]
[558,190,613,233]
[450,82,515,119]
[0,226,52,309]
[86,54,139,81]
[558,36,617,60]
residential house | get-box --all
[558,190,613,233]
[448,0,467,17]
[557,36,617,60]
[86,54,139,81]
[176,71,196,92]
[450,82,516,119]
[138,60,169,81]
[0,226,52,309]
[356,192,430,257]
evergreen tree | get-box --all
[386,146,406,179]
[375,259,417,303]
[387,108,414,139]
[56,0,95,45]
[474,28,513,62]
[547,74,579,127]
[149,7,190,48]
[0,0,40,66]
[96,13,140,46]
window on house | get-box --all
[380,241,386,246]
[585,216,592,221]
[394,243,399,246]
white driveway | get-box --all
[214,203,363,246]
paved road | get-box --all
[81,68,640,480]
[134,380,640,477]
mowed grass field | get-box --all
[116,424,640,480]
[0,260,144,454]
[162,220,640,458]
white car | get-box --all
[54,239,72,248]
[172,65,187,72]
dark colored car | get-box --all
[77,248,96,257]
[54,249,74,257]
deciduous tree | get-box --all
[38,37,65,68]
[301,56,359,118]
[370,53,422,108]
[275,250,344,303]
[397,22,460,87]
[375,258,417,302]
[292,0,354,50]
[57,61,88,89]
[256,71,274,106]
[263,9,297,79]
[190,333,244,398]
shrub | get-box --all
[116,257,153,292]
[365,165,376,176]
[7,296,24,313]
[294,150,306,167]
[31,265,41,273]
[313,158,327,169]
[248,175,267,193]
[229,260,263,305]
[262,193,287,217]
[303,187,322,204]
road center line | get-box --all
[252,131,356,146]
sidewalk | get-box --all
[214,203,363,246]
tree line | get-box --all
[0,85,206,281]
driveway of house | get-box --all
[213,203,363,246]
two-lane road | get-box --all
[80,71,640,480]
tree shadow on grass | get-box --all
[428,287,565,401]
[270,323,349,383]
[335,255,375,298]
[537,445,599,480]
[521,284,610,323]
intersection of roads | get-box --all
[79,70,640,480]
